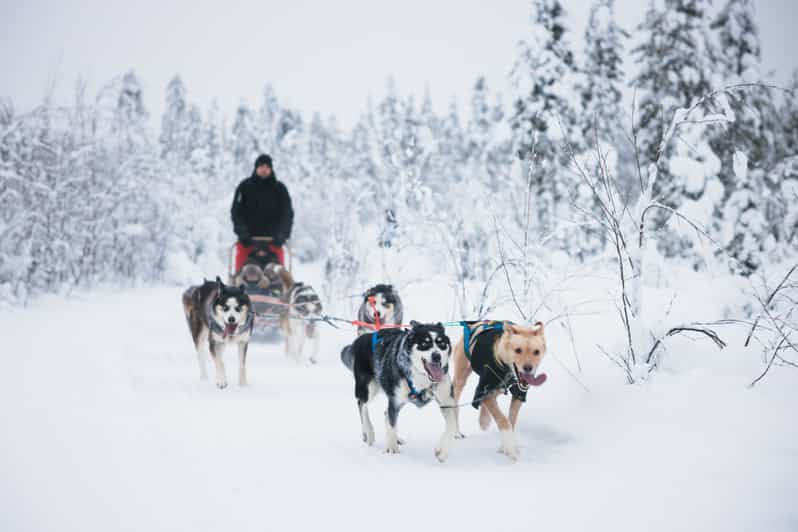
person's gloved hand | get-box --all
[239,235,253,247]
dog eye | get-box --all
[515,348,522,354]
[235,306,243,312]
[222,304,230,312]
[533,349,540,356]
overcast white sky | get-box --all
[2,0,796,129]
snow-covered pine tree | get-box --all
[419,88,437,133]
[370,79,404,248]
[0,99,27,301]
[630,0,715,257]
[438,96,466,184]
[0,99,46,299]
[258,84,280,154]
[571,0,629,258]
[231,102,259,174]
[467,77,492,165]
[272,106,304,186]
[159,75,192,162]
[631,0,714,165]
[484,92,515,194]
[707,0,775,192]
[159,78,206,264]
[511,0,579,237]
[579,0,627,147]
[783,70,798,156]
[106,71,168,282]
[763,71,798,256]
[192,100,227,186]
[113,71,150,151]
[512,0,578,159]
[348,114,378,205]
[466,77,513,192]
[703,0,784,272]
[398,95,433,212]
[780,70,798,153]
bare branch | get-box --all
[490,212,528,322]
[745,264,798,347]
[750,336,789,387]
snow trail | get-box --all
[1,285,796,532]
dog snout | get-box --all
[523,363,535,374]
[227,316,237,324]
[431,352,442,364]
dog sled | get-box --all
[228,237,293,343]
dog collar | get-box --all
[406,377,424,400]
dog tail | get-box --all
[340,344,355,371]
[181,287,195,319]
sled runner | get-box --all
[228,237,293,343]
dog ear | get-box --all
[215,276,224,288]
[435,322,445,333]
[409,320,420,329]
[505,323,517,335]
[532,321,544,335]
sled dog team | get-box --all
[183,279,548,462]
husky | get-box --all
[356,284,403,335]
[451,321,548,461]
[281,282,323,364]
[182,276,253,389]
[340,321,457,462]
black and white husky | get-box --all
[340,321,457,462]
[281,282,323,364]
[356,284,403,335]
[182,277,253,389]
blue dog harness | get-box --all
[461,320,505,360]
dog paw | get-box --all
[498,445,519,461]
[455,431,466,440]
[216,377,228,389]
[397,436,406,446]
[434,447,449,463]
[309,357,318,365]
[362,432,375,446]
[384,444,401,455]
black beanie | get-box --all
[254,154,273,169]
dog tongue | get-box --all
[224,323,237,337]
[425,362,446,383]
[521,372,547,386]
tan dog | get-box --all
[452,321,547,461]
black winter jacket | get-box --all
[230,173,294,244]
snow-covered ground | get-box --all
[2,264,797,532]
